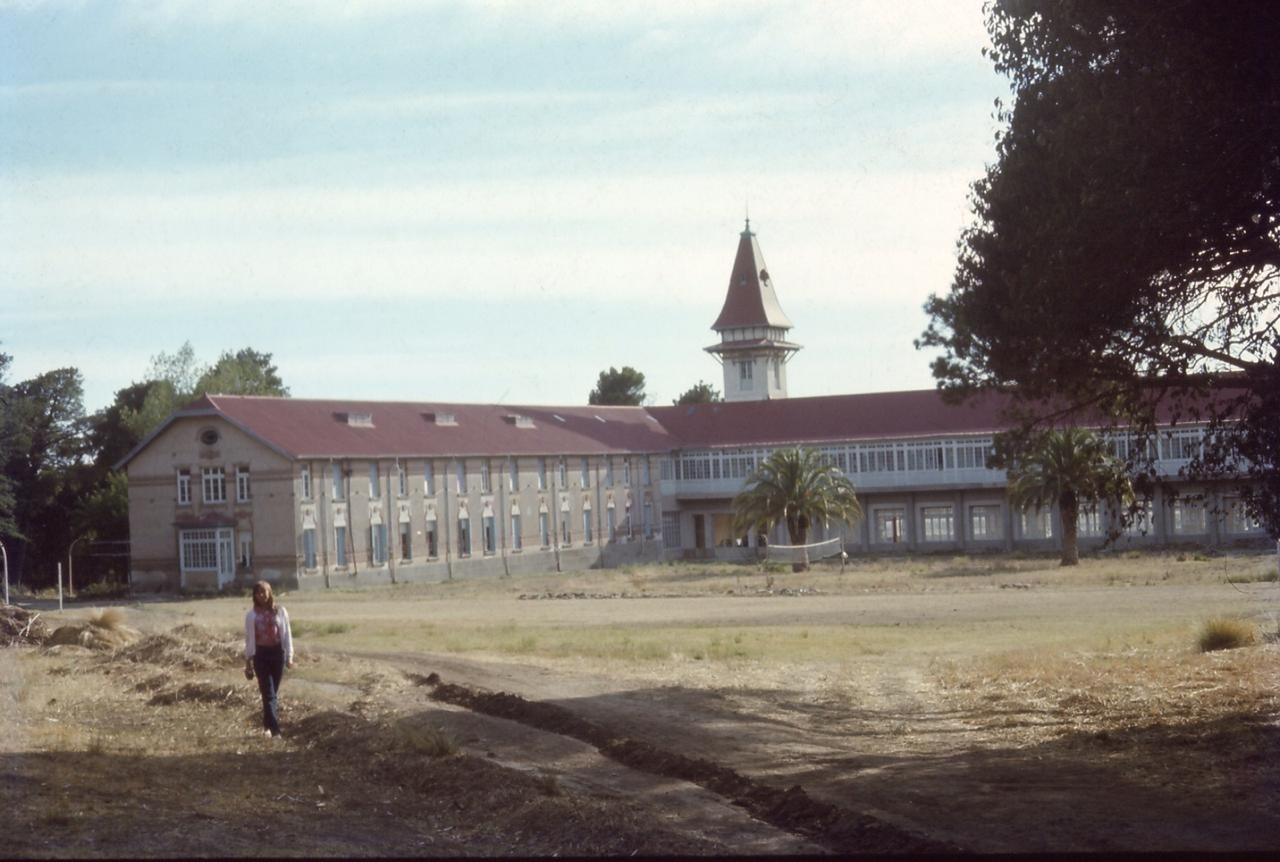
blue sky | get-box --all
[1,0,1005,413]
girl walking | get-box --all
[244,580,294,738]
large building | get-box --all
[118,223,1268,591]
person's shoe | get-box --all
[264,729,274,738]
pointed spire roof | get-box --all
[711,219,794,332]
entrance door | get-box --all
[693,514,706,550]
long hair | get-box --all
[252,580,276,612]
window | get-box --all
[300,466,312,500]
[1172,498,1206,535]
[643,500,654,538]
[179,528,234,580]
[739,359,753,390]
[1125,502,1153,536]
[508,457,519,492]
[539,511,550,548]
[773,358,781,388]
[371,523,388,566]
[969,505,1001,540]
[560,511,572,546]
[583,510,593,544]
[1077,505,1103,537]
[605,457,614,487]
[397,463,408,498]
[458,516,471,557]
[874,508,906,544]
[238,532,252,569]
[423,461,435,496]
[202,467,226,503]
[236,466,251,503]
[558,458,568,488]
[177,469,191,505]
[302,528,317,569]
[580,457,590,488]
[482,514,496,555]
[331,465,344,500]
[623,457,631,486]
[455,460,466,494]
[511,514,523,551]
[480,459,491,493]
[537,458,548,490]
[368,463,381,499]
[640,457,651,486]
[920,506,954,542]
[334,525,348,566]
[1223,497,1263,534]
[661,512,681,549]
[1020,510,1054,539]
[426,520,439,558]
[399,522,412,561]
[607,507,617,542]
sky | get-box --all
[1,0,1006,414]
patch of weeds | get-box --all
[395,718,459,757]
[89,607,124,630]
[1197,617,1259,652]
[534,771,562,797]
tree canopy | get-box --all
[588,366,646,406]
[731,447,862,571]
[919,0,1280,535]
[1006,427,1134,566]
[673,380,722,406]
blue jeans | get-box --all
[252,644,285,735]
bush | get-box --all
[1197,617,1259,652]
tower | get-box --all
[705,219,801,401]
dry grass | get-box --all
[1198,617,1261,652]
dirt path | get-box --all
[362,644,1280,854]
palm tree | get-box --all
[1006,427,1134,566]
[732,447,863,571]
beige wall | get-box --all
[126,416,293,591]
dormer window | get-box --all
[428,412,458,426]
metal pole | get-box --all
[57,562,64,611]
[68,535,88,598]
[1,540,8,606]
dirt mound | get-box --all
[47,622,139,651]
[116,628,241,671]
[1,606,49,646]
[148,681,253,708]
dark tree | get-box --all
[588,366,647,406]
[919,0,1280,535]
[673,380,722,406]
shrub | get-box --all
[1197,617,1259,652]
[89,607,125,630]
[395,719,458,757]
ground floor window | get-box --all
[560,512,572,547]
[539,512,551,548]
[1223,497,1263,534]
[607,508,617,542]
[371,523,388,566]
[179,528,234,584]
[334,525,348,566]
[583,510,593,544]
[920,506,955,542]
[1019,510,1053,539]
[399,522,412,561]
[1125,502,1153,536]
[662,512,681,549]
[644,501,654,538]
[426,520,439,558]
[874,508,906,544]
[1077,505,1103,537]
[302,528,317,569]
[511,514,523,551]
[969,505,1001,540]
[482,514,496,555]
[1172,498,1206,535]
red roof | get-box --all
[167,395,677,459]
[710,221,794,331]
[647,390,1016,448]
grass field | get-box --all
[5,549,1278,854]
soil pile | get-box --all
[1,605,49,646]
